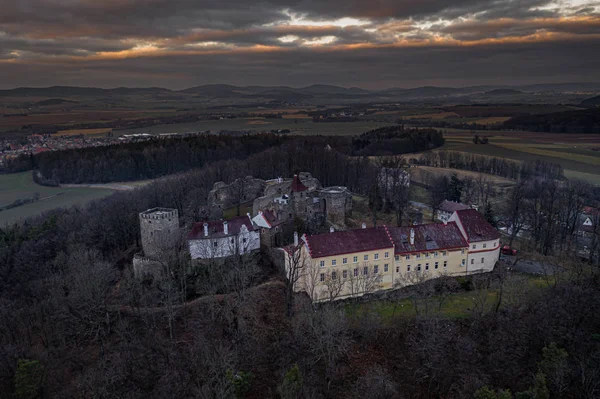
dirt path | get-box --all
[61,180,153,191]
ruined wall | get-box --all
[208,176,266,211]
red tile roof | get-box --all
[388,222,468,254]
[454,209,500,243]
[304,226,394,258]
[291,174,308,192]
[188,215,255,240]
[439,200,470,213]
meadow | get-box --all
[0,172,115,225]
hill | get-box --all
[581,95,600,107]
[503,107,600,133]
[484,89,524,96]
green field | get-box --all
[346,274,549,320]
[440,133,600,185]
[118,117,393,136]
[0,172,115,225]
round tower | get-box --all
[318,187,352,226]
[139,208,179,259]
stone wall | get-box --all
[133,254,164,280]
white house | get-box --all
[449,209,500,272]
[436,200,472,223]
[188,214,260,260]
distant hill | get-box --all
[581,95,600,107]
[484,89,524,96]
[0,86,171,97]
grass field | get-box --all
[346,274,549,320]
[118,117,392,136]
[0,172,115,225]
[438,130,600,185]
[56,128,113,136]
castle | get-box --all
[133,173,353,276]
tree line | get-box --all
[418,150,564,181]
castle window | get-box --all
[425,253,430,258]
[343,270,348,279]
[472,244,477,249]
[384,264,389,272]
[461,259,465,266]
[214,242,218,247]
[481,257,485,263]
[442,251,447,256]
[332,271,337,280]
[374,265,379,274]
[354,268,359,277]
[435,262,439,269]
[320,273,325,282]
[374,254,379,260]
[231,238,234,243]
[385,252,389,259]
[434,252,438,258]
[320,260,325,267]
[405,255,410,260]
[417,264,421,271]
[364,255,369,261]
[395,255,399,261]
[483,243,487,248]
[243,238,247,243]
[363,266,369,275]
[444,261,447,268]
[416,254,420,259]
[425,263,429,270]
[396,266,400,273]
[407,265,411,272]
[461,249,465,255]
[343,258,348,264]
[353,256,358,263]
[471,259,474,265]
[331,259,337,266]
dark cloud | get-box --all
[1,37,599,89]
[0,0,598,87]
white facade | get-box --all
[189,225,260,260]
[465,239,500,273]
[449,211,500,273]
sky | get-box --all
[0,0,599,89]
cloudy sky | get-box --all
[0,0,599,89]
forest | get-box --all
[1,127,444,184]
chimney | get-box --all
[330,226,335,233]
[223,221,229,235]
[362,222,367,229]
[410,228,415,245]
[443,219,447,225]
[203,222,209,237]
[293,231,299,246]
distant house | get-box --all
[188,214,260,260]
[577,206,598,239]
[449,209,501,272]
[436,200,472,223]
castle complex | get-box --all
[133,175,501,302]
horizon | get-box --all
[1,81,600,92]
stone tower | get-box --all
[318,187,353,226]
[139,207,179,259]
